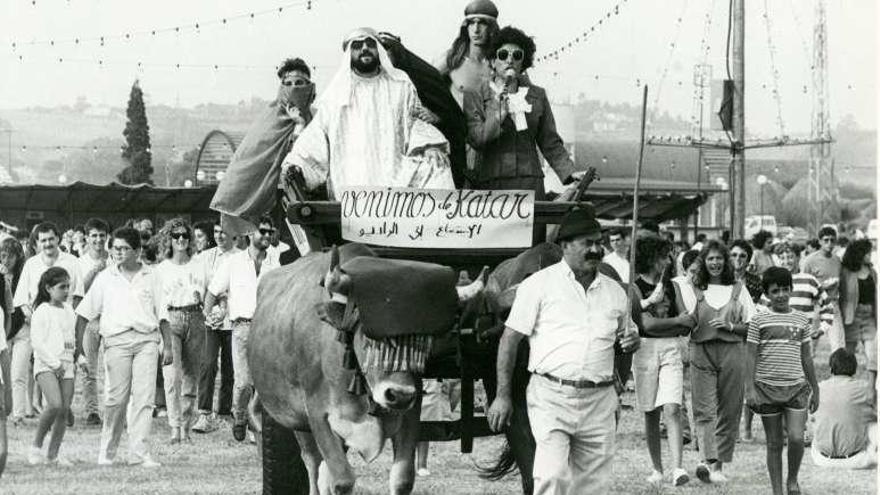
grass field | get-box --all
[1,345,876,494]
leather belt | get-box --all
[232,317,253,325]
[537,372,614,389]
[826,450,861,459]
[168,304,202,312]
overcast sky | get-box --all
[0,0,876,135]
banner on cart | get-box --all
[339,187,535,248]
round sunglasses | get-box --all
[496,48,524,62]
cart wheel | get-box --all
[262,409,308,495]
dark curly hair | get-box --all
[277,58,311,80]
[634,236,671,275]
[489,26,536,71]
[729,239,753,262]
[841,239,872,272]
[751,230,773,250]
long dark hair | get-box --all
[0,237,25,282]
[695,240,736,289]
[33,266,70,310]
[842,239,873,272]
[444,22,498,73]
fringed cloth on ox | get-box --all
[321,256,460,396]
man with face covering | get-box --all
[283,28,453,199]
[210,58,316,237]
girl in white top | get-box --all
[28,266,76,466]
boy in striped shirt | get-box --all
[763,243,833,353]
[745,267,820,495]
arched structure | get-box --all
[194,129,245,186]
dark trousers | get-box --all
[198,329,233,415]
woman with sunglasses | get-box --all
[463,26,576,241]
[155,218,209,444]
[676,240,756,484]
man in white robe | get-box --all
[283,27,454,199]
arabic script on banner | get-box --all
[339,187,535,248]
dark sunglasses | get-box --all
[170,232,190,240]
[259,228,276,236]
[349,38,377,51]
[282,79,310,87]
[496,48,524,62]
[213,229,224,234]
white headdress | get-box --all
[317,27,412,110]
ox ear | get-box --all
[325,245,353,295]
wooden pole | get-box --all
[624,85,649,324]
[732,0,746,238]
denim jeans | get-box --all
[198,328,233,415]
[162,309,206,429]
[231,321,252,424]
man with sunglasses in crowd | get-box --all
[284,27,454,199]
[211,58,316,238]
[803,226,845,350]
[203,215,280,442]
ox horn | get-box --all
[325,245,352,295]
[456,265,489,303]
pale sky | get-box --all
[0,0,876,135]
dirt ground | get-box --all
[1,343,876,494]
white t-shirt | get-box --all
[30,302,76,369]
[208,249,279,321]
[156,258,208,308]
[13,251,83,309]
[677,282,757,321]
[602,251,630,283]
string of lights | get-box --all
[688,0,716,136]
[11,53,335,74]
[10,0,314,50]
[534,0,630,64]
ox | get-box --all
[250,243,485,495]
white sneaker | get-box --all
[49,456,73,467]
[28,446,45,465]
[248,431,257,444]
[672,467,690,486]
[130,456,161,468]
[97,455,114,466]
[192,413,214,433]
[646,470,664,484]
[708,470,728,483]
[417,468,431,477]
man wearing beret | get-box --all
[487,207,639,494]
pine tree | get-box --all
[117,79,153,184]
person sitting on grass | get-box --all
[28,267,77,466]
[811,348,877,469]
[745,267,820,495]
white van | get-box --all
[745,215,778,239]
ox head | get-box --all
[323,246,485,412]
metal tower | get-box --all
[809,0,834,231]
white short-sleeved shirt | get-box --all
[208,249,279,321]
[13,251,83,309]
[602,251,630,283]
[155,258,208,308]
[677,282,757,322]
[505,261,634,383]
[76,263,167,341]
[197,246,240,329]
[30,302,76,369]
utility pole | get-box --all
[732,0,746,239]
[809,0,832,232]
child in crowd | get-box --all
[28,267,76,466]
[745,267,820,495]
